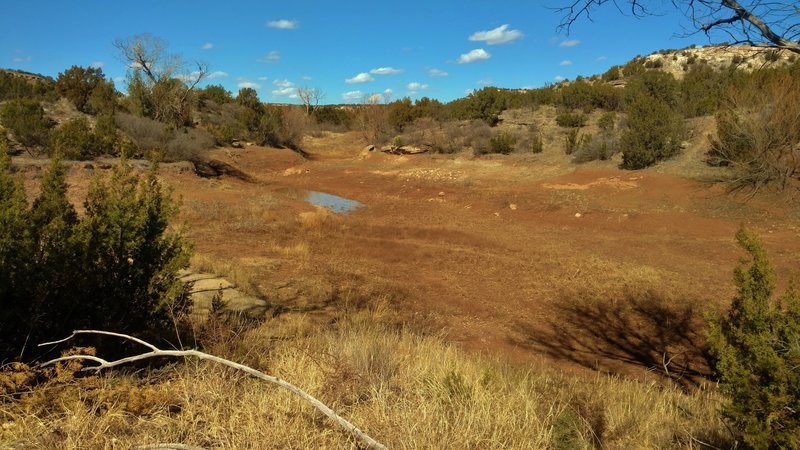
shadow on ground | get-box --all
[514,287,713,388]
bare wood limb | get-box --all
[39,330,387,450]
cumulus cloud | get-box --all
[302,75,313,80]
[342,90,364,102]
[458,48,491,64]
[370,67,402,75]
[258,51,280,63]
[201,43,214,50]
[469,24,523,45]
[345,72,374,84]
[428,68,448,77]
[383,88,393,99]
[12,56,31,63]
[560,39,581,48]
[90,61,104,69]
[559,60,573,66]
[477,79,492,86]
[554,75,566,82]
[406,82,428,91]
[267,19,298,29]
[257,76,269,81]
[272,79,298,98]
[238,81,261,89]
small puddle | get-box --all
[305,191,363,214]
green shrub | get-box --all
[620,90,685,169]
[55,65,117,114]
[486,131,517,155]
[529,133,543,153]
[50,117,101,160]
[0,71,58,102]
[708,227,800,449]
[0,157,191,360]
[200,85,233,106]
[0,98,53,153]
[598,112,616,132]
[602,66,621,82]
[564,128,582,155]
[556,111,587,128]
[94,113,118,153]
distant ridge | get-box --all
[0,68,50,83]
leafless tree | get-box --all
[297,86,325,116]
[114,34,209,127]
[556,0,800,54]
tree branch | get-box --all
[39,330,388,450]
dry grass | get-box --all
[1,305,729,449]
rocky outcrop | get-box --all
[179,271,269,320]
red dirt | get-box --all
[24,133,800,384]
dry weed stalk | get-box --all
[39,329,387,450]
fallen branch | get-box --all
[39,330,387,450]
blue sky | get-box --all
[1,0,714,104]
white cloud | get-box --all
[113,76,126,84]
[201,43,214,50]
[477,79,492,86]
[554,75,566,82]
[129,62,143,69]
[207,71,228,79]
[406,82,428,91]
[458,48,491,64]
[345,72,374,84]
[465,88,475,95]
[302,75,313,81]
[267,19,298,29]
[559,60,573,66]
[272,79,298,98]
[342,90,364,102]
[257,76,269,81]
[177,70,227,82]
[469,24,523,45]
[367,93,383,103]
[384,88,393,98]
[12,56,31,63]
[90,61,104,69]
[428,68,448,77]
[560,39,581,48]
[595,56,607,62]
[258,51,280,63]
[370,67,402,75]
[238,81,261,89]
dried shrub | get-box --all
[708,73,800,191]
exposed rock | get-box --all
[363,144,375,152]
[181,271,268,321]
[190,158,255,182]
[381,144,430,155]
[231,140,244,148]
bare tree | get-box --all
[297,87,325,116]
[114,34,209,127]
[557,0,800,54]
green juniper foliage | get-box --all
[0,157,191,360]
[709,227,800,449]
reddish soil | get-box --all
[22,132,800,384]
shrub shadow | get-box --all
[514,288,713,388]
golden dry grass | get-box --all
[1,304,730,449]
